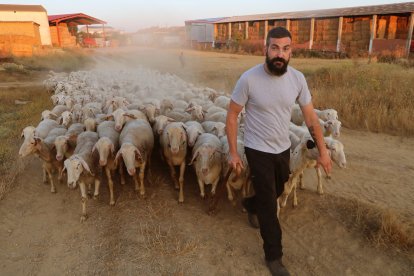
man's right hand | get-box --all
[228,152,244,176]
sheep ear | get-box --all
[134,148,143,161]
[58,117,63,124]
[50,112,58,119]
[110,143,115,154]
[123,113,137,119]
[80,159,94,176]
[185,107,194,113]
[189,150,199,165]
[91,144,97,153]
[105,114,114,120]
[21,131,24,139]
[33,137,42,145]
[167,117,176,122]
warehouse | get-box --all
[211,2,414,57]
[185,17,228,49]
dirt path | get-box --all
[1,128,413,275]
[1,50,413,275]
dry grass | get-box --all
[0,85,51,199]
[308,62,414,136]
[318,195,414,253]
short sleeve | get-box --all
[296,73,312,107]
[231,75,248,107]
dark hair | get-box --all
[266,27,292,46]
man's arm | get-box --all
[301,102,332,175]
[226,100,244,174]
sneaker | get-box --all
[266,259,290,276]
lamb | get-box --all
[115,119,154,197]
[93,121,122,206]
[62,131,100,222]
[302,119,341,138]
[201,121,226,138]
[189,133,222,199]
[220,135,252,204]
[165,109,192,122]
[54,123,85,161]
[280,139,320,208]
[19,127,67,193]
[184,121,204,147]
[291,104,339,125]
[206,105,227,115]
[160,122,188,203]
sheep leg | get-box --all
[87,182,92,197]
[119,162,126,185]
[292,178,298,207]
[146,151,152,185]
[133,173,140,192]
[105,167,115,206]
[42,164,47,184]
[299,171,305,189]
[93,178,100,200]
[79,181,88,222]
[168,161,179,189]
[211,177,220,195]
[197,178,205,199]
[316,167,323,195]
[57,164,64,184]
[226,181,234,202]
[138,163,146,198]
[280,176,296,208]
[44,162,56,193]
[178,161,185,203]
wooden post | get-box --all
[102,24,106,47]
[406,12,414,58]
[264,20,269,45]
[286,19,290,31]
[56,21,61,47]
[369,15,377,55]
[245,21,249,39]
[309,18,315,50]
[228,22,232,40]
[336,16,343,52]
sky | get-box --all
[5,0,413,32]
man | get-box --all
[226,27,332,276]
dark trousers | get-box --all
[244,147,290,262]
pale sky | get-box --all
[5,0,413,32]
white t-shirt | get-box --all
[231,64,312,154]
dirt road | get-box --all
[1,49,413,275]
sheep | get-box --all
[185,104,205,122]
[115,119,154,197]
[19,119,60,156]
[301,118,342,138]
[290,104,304,126]
[315,108,338,121]
[165,109,192,122]
[160,122,188,203]
[62,131,100,222]
[220,135,252,205]
[59,111,73,127]
[206,105,226,115]
[160,99,174,115]
[54,123,85,161]
[93,121,122,206]
[71,104,83,123]
[41,105,69,121]
[153,115,175,136]
[184,121,204,147]
[19,127,67,193]
[139,103,159,124]
[324,136,346,168]
[189,133,222,199]
[107,108,147,132]
[280,139,320,208]
[201,121,226,138]
[214,96,231,110]
[84,117,97,132]
[205,111,228,124]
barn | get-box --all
[0,4,52,57]
[208,2,414,57]
[185,17,228,49]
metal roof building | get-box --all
[185,17,228,48]
[189,2,414,57]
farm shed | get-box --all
[212,2,414,57]
[0,4,51,46]
[0,21,41,57]
[185,17,228,49]
[48,13,107,47]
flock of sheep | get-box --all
[18,67,346,222]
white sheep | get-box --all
[115,119,154,197]
[189,133,222,199]
[62,131,100,222]
[160,122,188,203]
[202,121,226,138]
[184,121,204,147]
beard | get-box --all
[265,54,289,76]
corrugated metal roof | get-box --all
[48,13,106,25]
[217,2,414,23]
[185,17,229,24]
[0,4,46,12]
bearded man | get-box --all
[226,27,332,276]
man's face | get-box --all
[265,37,292,76]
